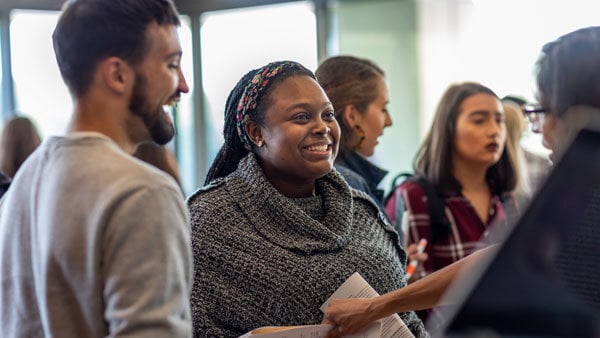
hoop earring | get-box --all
[354,125,366,150]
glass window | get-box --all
[10,10,68,139]
[174,16,195,195]
[328,0,420,190]
[200,2,318,168]
[418,0,600,157]
[0,34,3,120]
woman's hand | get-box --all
[322,298,379,338]
[405,243,428,283]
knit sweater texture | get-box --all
[188,153,426,337]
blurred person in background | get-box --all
[315,56,392,212]
[502,101,531,205]
[134,142,182,192]
[0,115,42,178]
[386,82,518,282]
[502,95,552,192]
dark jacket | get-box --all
[335,151,388,211]
[0,171,10,198]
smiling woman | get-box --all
[186,60,427,338]
[245,74,339,197]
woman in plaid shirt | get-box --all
[386,82,519,280]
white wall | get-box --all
[417,0,600,152]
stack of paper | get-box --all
[240,272,415,338]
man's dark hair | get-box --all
[53,0,181,98]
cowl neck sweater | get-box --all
[188,153,427,338]
[225,154,353,254]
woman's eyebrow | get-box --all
[286,101,332,112]
[467,110,490,117]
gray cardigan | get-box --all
[188,153,426,337]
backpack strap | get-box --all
[411,177,451,244]
[383,172,415,243]
[385,173,451,244]
[384,172,414,206]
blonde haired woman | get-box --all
[502,101,531,201]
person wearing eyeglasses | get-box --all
[528,28,600,162]
[322,25,600,338]
[502,96,553,192]
[521,104,547,134]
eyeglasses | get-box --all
[522,104,547,133]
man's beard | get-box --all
[129,73,176,145]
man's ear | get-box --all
[342,104,361,128]
[100,57,133,95]
[245,119,264,148]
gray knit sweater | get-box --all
[188,154,426,337]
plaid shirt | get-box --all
[387,180,516,276]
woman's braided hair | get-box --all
[204,61,315,184]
